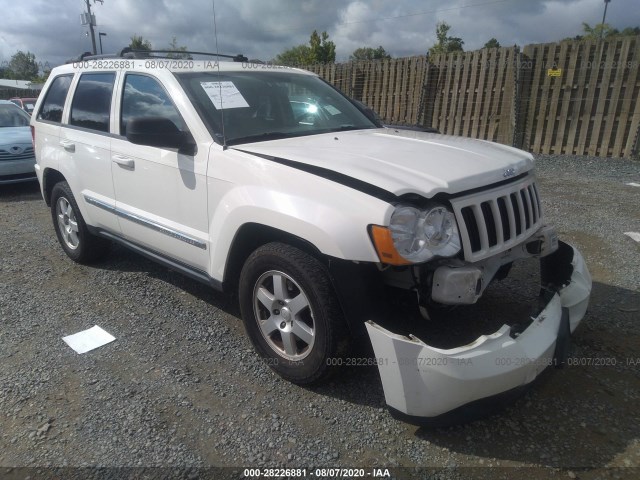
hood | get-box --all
[235,129,534,197]
[0,127,32,147]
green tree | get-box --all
[619,26,640,36]
[561,35,585,41]
[581,22,618,39]
[31,69,51,84]
[428,22,464,56]
[275,45,313,66]
[564,24,640,41]
[483,38,501,49]
[166,36,191,59]
[275,30,336,65]
[129,34,152,51]
[350,46,391,61]
[8,51,39,80]
[309,30,336,63]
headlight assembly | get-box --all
[371,203,461,264]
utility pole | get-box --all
[601,0,612,40]
[82,0,104,55]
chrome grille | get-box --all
[0,146,34,162]
[450,175,543,262]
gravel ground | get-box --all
[1,154,639,479]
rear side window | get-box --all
[120,74,184,136]
[37,75,73,123]
[70,73,116,133]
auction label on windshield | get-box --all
[201,81,249,109]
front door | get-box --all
[111,73,209,271]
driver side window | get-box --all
[120,74,185,137]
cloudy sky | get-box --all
[1,0,639,69]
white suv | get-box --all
[31,50,591,426]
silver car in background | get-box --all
[0,100,36,185]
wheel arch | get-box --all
[42,168,67,206]
[222,222,389,343]
[222,222,326,293]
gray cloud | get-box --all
[0,0,638,68]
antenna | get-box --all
[212,0,227,148]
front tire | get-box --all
[239,242,349,385]
[50,181,110,263]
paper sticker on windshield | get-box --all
[200,81,249,109]
[324,104,341,116]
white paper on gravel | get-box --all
[623,232,640,243]
[62,325,116,354]
[625,182,640,187]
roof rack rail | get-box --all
[66,49,248,64]
[65,52,93,64]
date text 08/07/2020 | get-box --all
[243,467,392,478]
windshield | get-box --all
[0,104,31,127]
[176,71,377,145]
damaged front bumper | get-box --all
[365,242,591,427]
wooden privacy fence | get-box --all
[424,47,519,145]
[522,38,640,158]
[307,56,430,126]
[303,35,640,158]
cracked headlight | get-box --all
[388,204,461,263]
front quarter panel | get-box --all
[207,148,391,281]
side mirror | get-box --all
[126,117,192,152]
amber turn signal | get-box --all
[370,225,411,265]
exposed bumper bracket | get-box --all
[365,241,591,426]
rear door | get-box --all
[110,73,209,270]
[33,74,74,193]
[61,72,120,233]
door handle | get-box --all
[112,155,135,169]
[59,140,75,153]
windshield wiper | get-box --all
[225,132,291,146]
[327,125,373,133]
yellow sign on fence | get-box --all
[547,68,562,77]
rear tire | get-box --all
[239,242,349,385]
[50,181,110,264]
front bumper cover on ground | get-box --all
[365,242,591,427]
